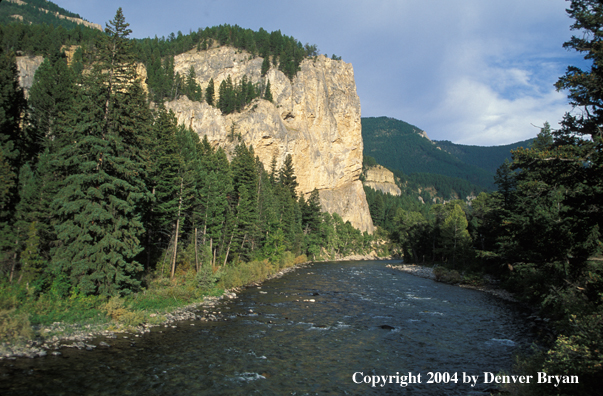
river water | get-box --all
[0,260,534,395]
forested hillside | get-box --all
[0,0,98,30]
[0,8,374,343]
[434,138,533,174]
[362,116,500,190]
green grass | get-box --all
[0,252,308,345]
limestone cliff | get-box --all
[363,165,401,196]
[166,47,374,233]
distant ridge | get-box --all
[361,116,534,193]
[1,0,102,31]
[433,138,533,175]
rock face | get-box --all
[166,47,374,233]
[16,55,44,98]
[363,165,401,196]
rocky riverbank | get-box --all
[386,263,517,302]
[0,292,236,360]
[0,263,312,361]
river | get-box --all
[0,260,534,395]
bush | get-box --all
[433,267,462,284]
[0,309,34,343]
[461,273,485,286]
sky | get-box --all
[55,0,587,146]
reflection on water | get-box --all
[0,260,533,395]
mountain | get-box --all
[361,116,533,192]
[0,0,102,31]
[433,138,533,175]
[10,12,374,232]
[164,48,373,232]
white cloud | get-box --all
[429,76,568,145]
[55,0,584,146]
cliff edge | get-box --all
[165,48,374,233]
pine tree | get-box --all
[49,9,153,295]
[205,78,215,106]
[185,66,202,101]
[261,55,270,77]
[301,189,322,234]
[0,46,27,281]
[264,79,273,102]
[229,143,260,260]
[279,154,297,199]
[27,52,74,142]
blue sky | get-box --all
[56,0,586,146]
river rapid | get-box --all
[0,260,534,395]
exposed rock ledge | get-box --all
[166,48,374,233]
[363,165,401,196]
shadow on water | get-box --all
[0,260,534,395]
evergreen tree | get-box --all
[279,154,298,199]
[301,189,321,234]
[0,46,27,280]
[227,143,260,260]
[27,51,74,143]
[261,54,270,77]
[185,66,202,101]
[205,78,215,106]
[49,9,153,295]
[439,204,471,267]
[264,79,273,102]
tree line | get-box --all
[0,9,370,299]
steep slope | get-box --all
[165,48,374,233]
[1,0,102,30]
[362,116,514,191]
[433,139,533,174]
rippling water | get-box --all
[0,260,533,395]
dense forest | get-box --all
[362,116,506,190]
[1,1,602,394]
[434,137,534,174]
[0,9,371,338]
[363,154,486,204]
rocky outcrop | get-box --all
[13,44,374,233]
[15,55,44,97]
[363,165,401,196]
[166,48,374,233]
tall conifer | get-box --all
[50,9,152,295]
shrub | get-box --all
[433,267,461,284]
[0,309,34,343]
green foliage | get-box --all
[433,267,462,284]
[216,74,261,114]
[434,138,533,174]
[0,0,83,29]
[48,9,152,296]
[132,24,317,102]
[264,79,273,102]
[362,116,507,191]
[0,22,102,57]
[205,78,215,105]
[0,309,33,343]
